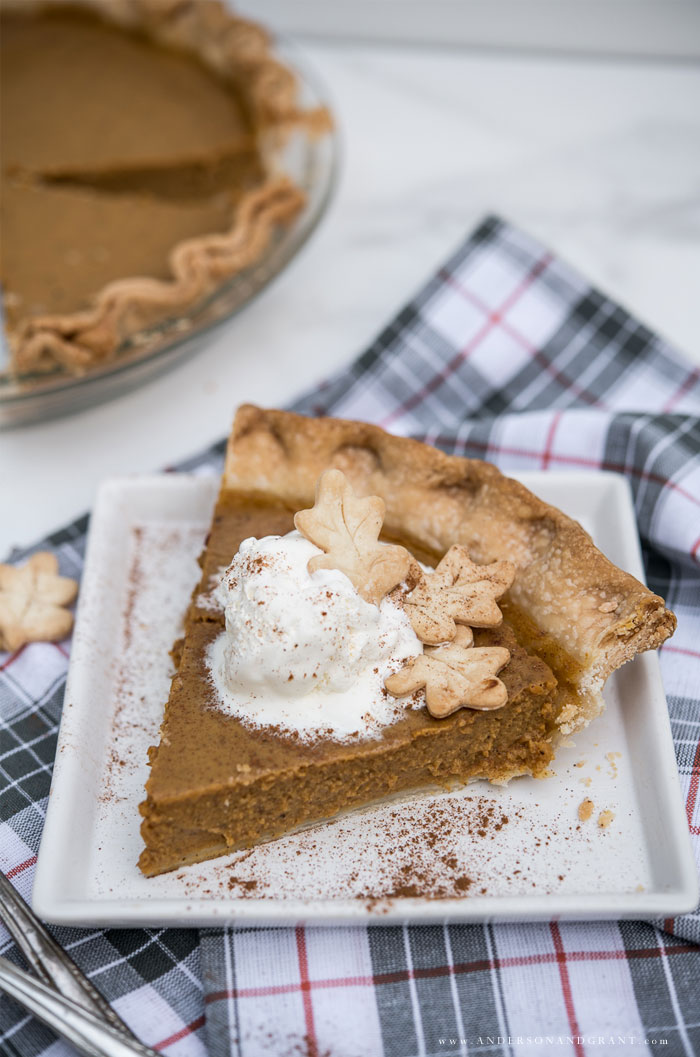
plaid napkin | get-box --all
[2,216,699,1057]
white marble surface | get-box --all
[3,43,700,557]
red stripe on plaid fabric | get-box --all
[662,366,700,413]
[392,945,692,974]
[541,411,563,470]
[205,978,369,1002]
[664,918,675,934]
[662,644,700,660]
[430,435,700,513]
[379,253,552,430]
[550,923,584,1057]
[155,1014,205,1051]
[691,535,700,561]
[5,856,36,879]
[684,737,700,833]
[572,462,699,510]
[378,319,499,430]
[295,926,318,1057]
[440,269,605,409]
[204,944,694,1003]
[0,645,26,671]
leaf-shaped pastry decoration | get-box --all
[0,553,78,651]
[402,545,515,644]
[294,469,411,604]
[385,625,510,718]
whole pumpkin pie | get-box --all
[138,406,676,877]
[0,1,321,374]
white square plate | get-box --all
[33,472,698,927]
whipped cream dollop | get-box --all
[206,531,423,742]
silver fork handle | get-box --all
[0,957,159,1057]
[0,870,137,1040]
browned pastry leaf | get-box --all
[385,626,510,718]
[0,553,78,651]
[294,469,411,604]
[402,545,515,644]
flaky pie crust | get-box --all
[223,405,676,743]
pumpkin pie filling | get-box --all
[139,505,562,877]
[1,7,257,178]
[140,619,561,875]
[1,181,238,330]
[138,407,676,878]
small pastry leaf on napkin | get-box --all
[0,552,78,651]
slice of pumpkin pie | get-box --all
[138,406,676,876]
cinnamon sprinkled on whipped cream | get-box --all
[206,531,423,743]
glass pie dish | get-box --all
[0,41,338,430]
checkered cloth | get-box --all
[2,216,699,1057]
